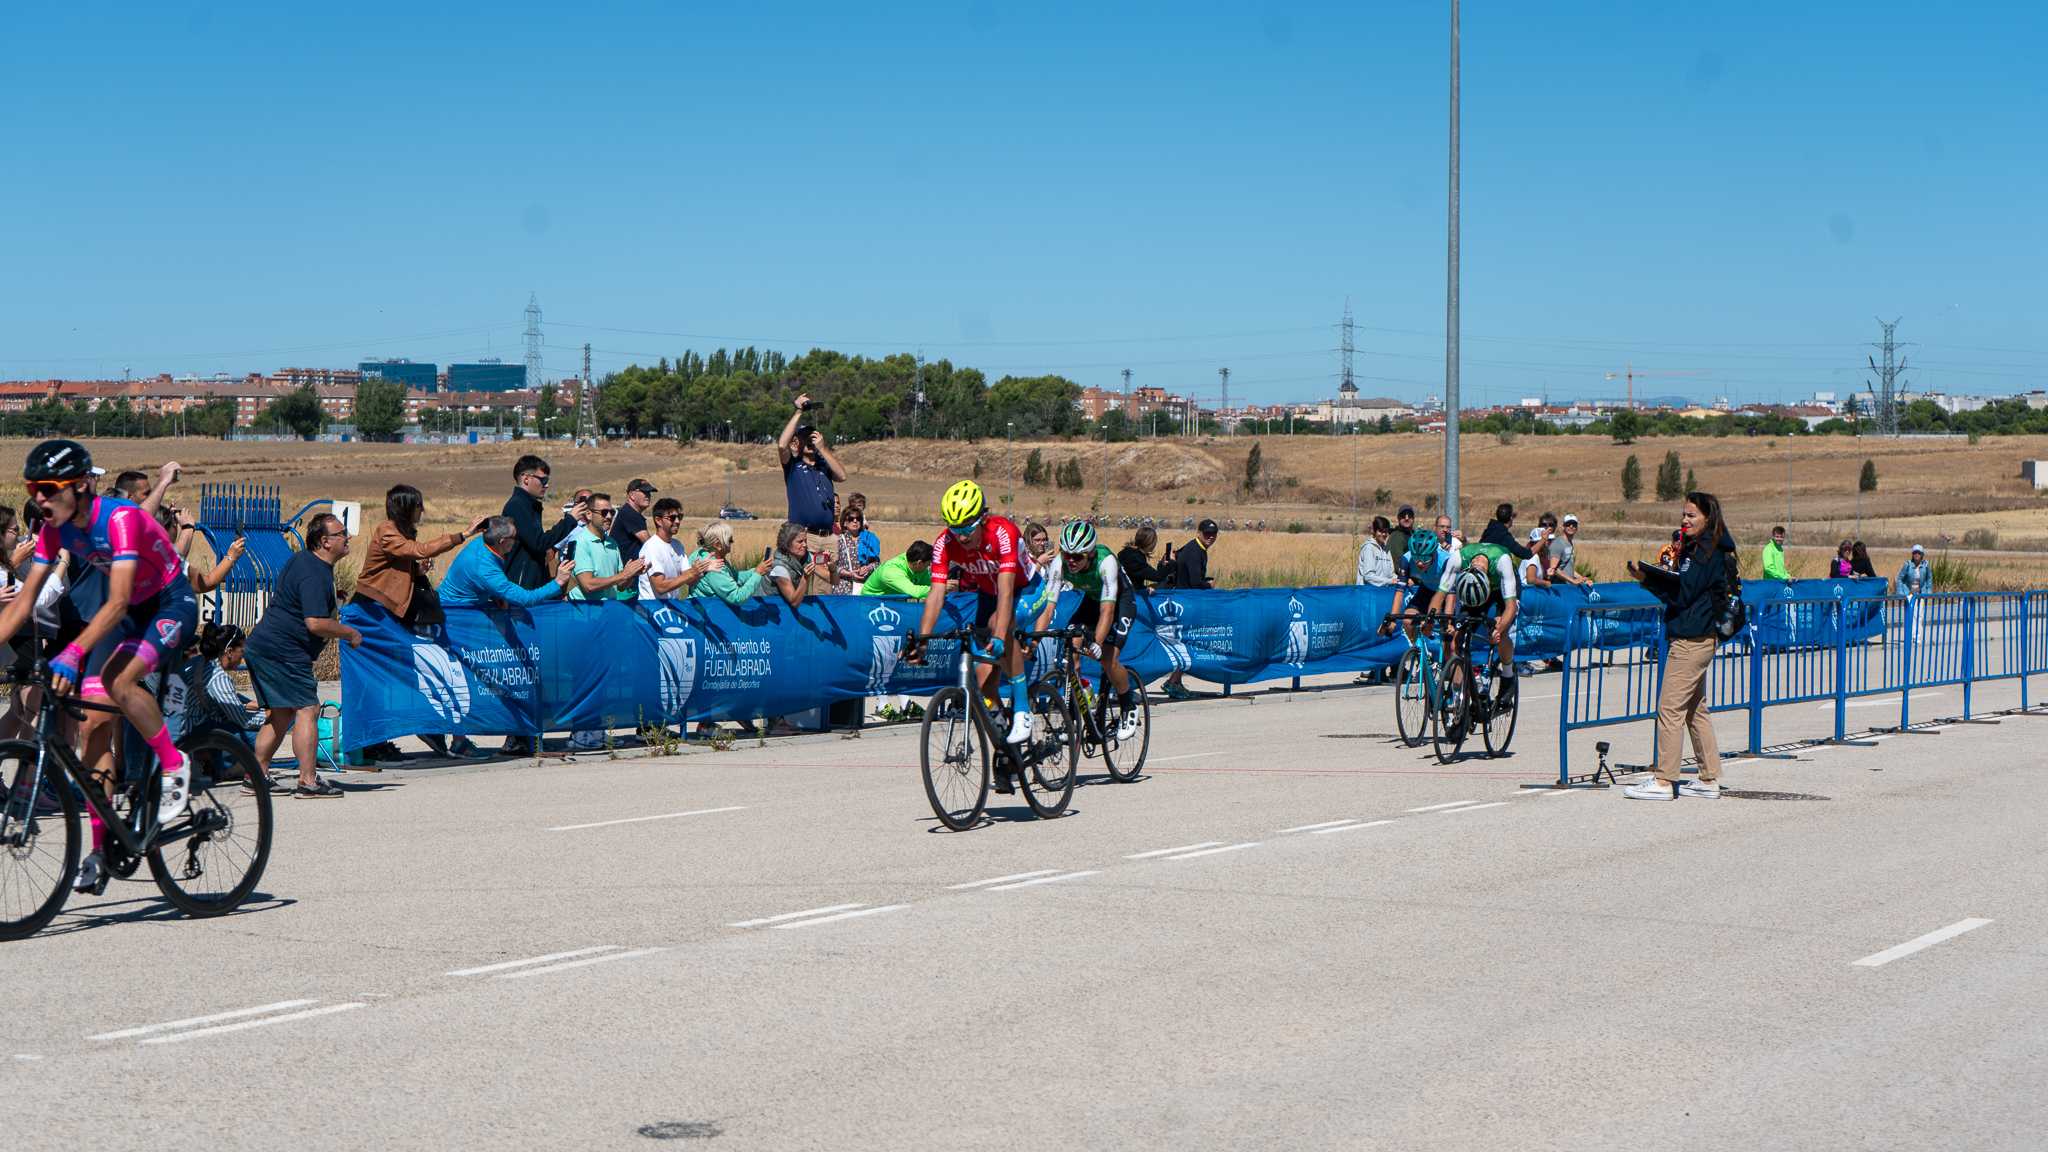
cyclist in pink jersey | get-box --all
[0,442,199,891]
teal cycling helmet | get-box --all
[1058,520,1098,554]
[1408,533,1439,565]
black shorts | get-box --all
[1068,592,1136,650]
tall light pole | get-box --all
[1443,0,1462,529]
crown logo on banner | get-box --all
[1287,596,1305,618]
[1156,599,1185,622]
[868,604,901,632]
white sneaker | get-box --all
[74,851,104,893]
[1622,777,1678,801]
[156,761,190,825]
[1679,780,1722,799]
[1115,706,1140,741]
[1005,710,1034,745]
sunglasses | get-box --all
[26,480,77,497]
[947,518,983,538]
[524,473,552,488]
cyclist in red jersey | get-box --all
[910,481,1035,766]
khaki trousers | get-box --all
[1654,636,1721,784]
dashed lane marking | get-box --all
[1407,800,1489,813]
[138,1003,367,1046]
[949,870,1063,890]
[1853,918,1993,968]
[772,905,910,930]
[1277,819,1360,834]
[1437,801,1510,815]
[90,1000,318,1042]
[1160,842,1261,862]
[729,904,867,929]
[986,870,1100,892]
[546,806,747,832]
[495,947,667,979]
[1124,842,1223,860]
[1308,819,1398,835]
[448,947,622,976]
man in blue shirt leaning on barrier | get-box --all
[437,516,576,756]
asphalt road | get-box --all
[3,673,2041,1151]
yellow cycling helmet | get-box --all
[940,479,986,527]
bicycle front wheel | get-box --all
[1433,674,1470,766]
[148,731,273,918]
[1101,685,1151,783]
[920,688,988,831]
[1392,648,1431,748]
[1483,677,1519,758]
[1021,687,1077,819]
[0,740,79,941]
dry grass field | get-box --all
[3,432,2044,589]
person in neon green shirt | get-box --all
[861,541,933,597]
[1760,525,1790,581]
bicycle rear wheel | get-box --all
[1483,675,1519,757]
[1432,672,1470,766]
[1020,685,1077,818]
[0,740,79,941]
[147,731,273,917]
[1101,684,1151,783]
[1393,648,1431,748]
[920,688,988,831]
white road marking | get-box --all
[1852,918,1993,968]
[1277,819,1359,834]
[1817,691,1939,710]
[447,946,623,977]
[729,904,867,929]
[949,870,1062,890]
[1162,842,1261,861]
[1437,801,1510,814]
[1541,788,1585,796]
[496,947,667,978]
[1147,752,1231,764]
[546,806,746,832]
[137,1002,367,1045]
[1407,800,1489,813]
[771,905,909,930]
[1124,841,1223,859]
[1308,819,1397,835]
[90,999,318,1042]
[987,870,1102,891]
[13,1054,44,1062]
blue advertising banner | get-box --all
[339,577,1891,750]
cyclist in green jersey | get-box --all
[1427,539,1521,702]
[1032,522,1141,739]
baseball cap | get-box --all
[1911,543,1925,554]
[1198,518,1219,535]
[627,478,657,496]
[1397,504,1415,517]
[1528,527,1546,542]
[1561,513,1578,526]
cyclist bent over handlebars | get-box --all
[906,482,1034,777]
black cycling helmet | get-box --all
[23,439,94,483]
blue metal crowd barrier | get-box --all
[1553,589,2047,788]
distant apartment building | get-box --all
[1077,384,1192,422]
[1316,394,1414,426]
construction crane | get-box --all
[1604,363,1709,410]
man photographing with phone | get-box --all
[777,393,846,541]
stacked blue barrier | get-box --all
[339,577,1889,753]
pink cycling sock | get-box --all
[140,721,185,776]
[88,808,105,853]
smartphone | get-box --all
[764,545,775,563]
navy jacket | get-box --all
[502,489,579,590]
[1638,533,1737,640]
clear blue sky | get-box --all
[4,1,2043,408]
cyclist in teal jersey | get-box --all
[1031,522,1140,739]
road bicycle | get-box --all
[1038,624,1152,783]
[1389,614,1446,748]
[914,627,1078,830]
[0,662,273,940]
[1429,613,1520,764]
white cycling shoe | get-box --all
[1115,707,1141,741]
[156,761,191,825]
[1005,710,1034,745]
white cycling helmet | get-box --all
[1454,567,1492,610]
